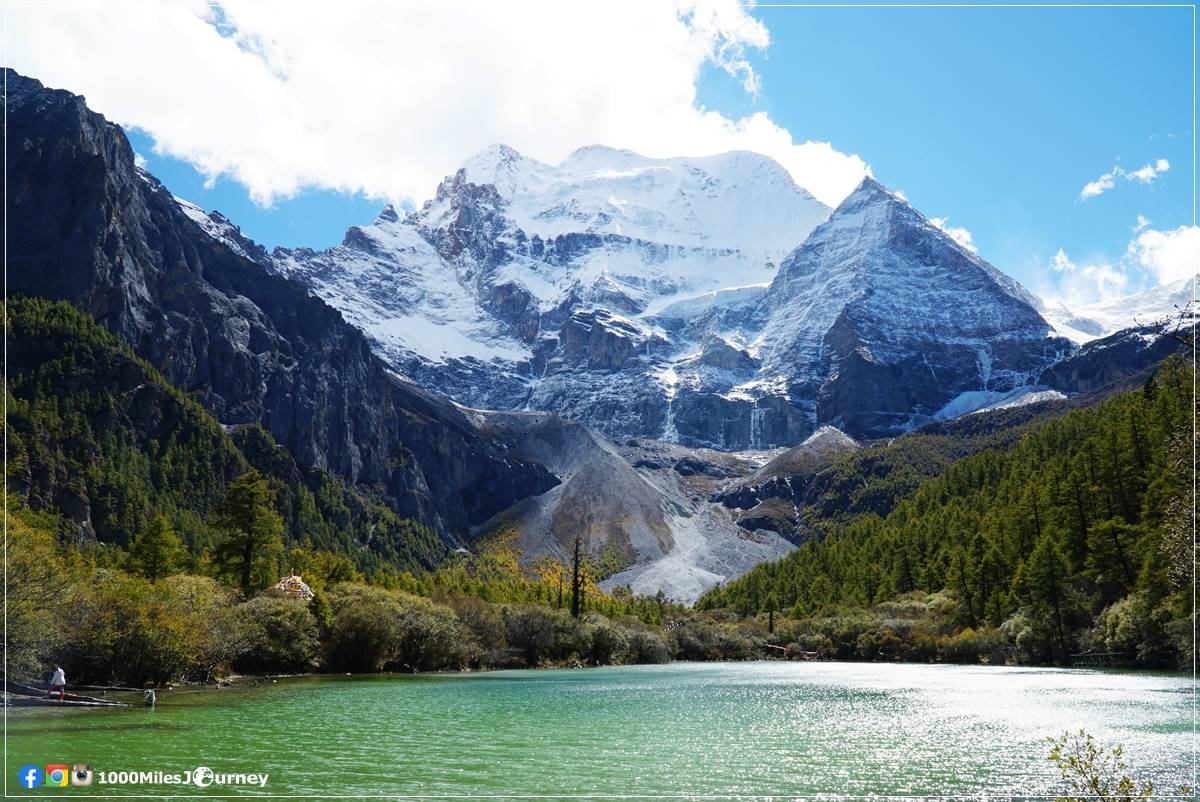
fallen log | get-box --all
[54,684,146,694]
[6,695,128,708]
[5,680,130,705]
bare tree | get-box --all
[570,535,584,618]
[1139,295,1197,354]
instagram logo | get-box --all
[45,764,69,787]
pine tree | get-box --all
[1024,534,1071,661]
[127,514,186,582]
[1086,518,1139,603]
[951,546,977,627]
[214,470,285,595]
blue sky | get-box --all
[130,130,383,251]
[738,5,1194,299]
[112,3,1194,304]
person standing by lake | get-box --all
[47,666,66,701]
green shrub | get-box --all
[63,573,237,685]
[235,595,320,674]
[504,606,583,666]
[446,596,506,667]
[940,626,1008,664]
[392,593,472,671]
[584,617,628,665]
[624,627,670,664]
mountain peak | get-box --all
[460,143,544,194]
[469,142,524,162]
[374,203,401,225]
[837,174,905,211]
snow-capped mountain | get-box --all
[1041,275,1196,343]
[17,65,1191,604]
[160,140,1187,600]
[747,177,1071,438]
[227,148,1079,448]
[267,144,835,426]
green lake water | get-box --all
[7,662,1193,798]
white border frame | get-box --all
[2,1,1196,799]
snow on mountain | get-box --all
[515,174,1067,446]
[457,144,829,253]
[411,143,831,313]
[749,176,1070,437]
[271,206,531,368]
[1041,276,1196,343]
[935,386,1067,420]
[178,147,1073,449]
[257,144,834,418]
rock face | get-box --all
[260,147,1074,447]
[752,178,1074,438]
[5,69,557,538]
[715,427,862,538]
[472,413,795,603]
[1040,322,1193,394]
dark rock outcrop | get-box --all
[1039,324,1191,394]
[716,426,861,518]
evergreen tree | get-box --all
[950,546,977,627]
[214,470,285,595]
[1023,534,1071,661]
[127,514,187,581]
[1086,518,1139,604]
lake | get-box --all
[7,662,1192,798]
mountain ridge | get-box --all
[4,68,558,541]
[254,148,1081,449]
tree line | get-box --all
[8,489,784,685]
[700,356,1194,669]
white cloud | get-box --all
[6,0,869,208]
[1079,173,1117,200]
[929,217,977,253]
[1127,158,1171,183]
[1133,214,1151,233]
[1044,223,1198,309]
[1048,248,1129,305]
[1078,158,1170,201]
[1126,224,1200,285]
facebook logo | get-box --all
[18,765,41,790]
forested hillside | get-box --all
[3,298,732,684]
[6,296,445,573]
[700,356,1194,668]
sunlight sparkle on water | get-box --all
[9,662,1192,798]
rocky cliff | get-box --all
[5,69,557,538]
